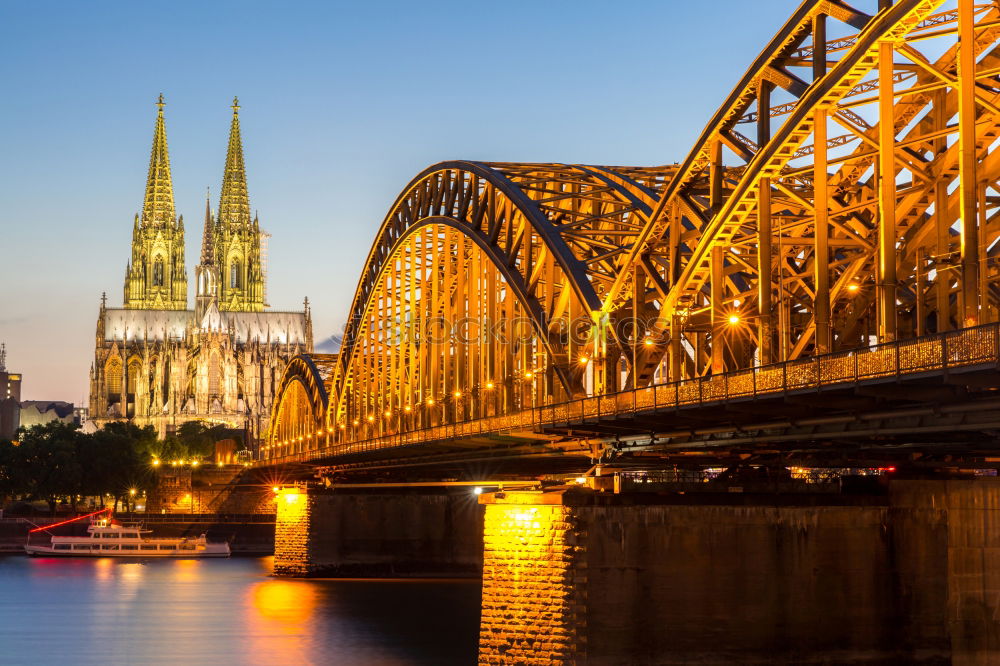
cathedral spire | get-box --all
[124,94,187,310]
[200,187,215,266]
[142,93,176,227]
[214,97,264,313]
[218,97,250,226]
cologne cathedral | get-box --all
[88,96,313,440]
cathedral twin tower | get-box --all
[125,94,265,316]
[89,96,312,442]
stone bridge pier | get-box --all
[272,485,483,577]
[274,479,1000,664]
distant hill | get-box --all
[315,333,342,354]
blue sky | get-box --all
[0,0,802,402]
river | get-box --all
[0,556,481,665]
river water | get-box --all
[0,556,481,665]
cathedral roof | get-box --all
[199,300,223,331]
[224,311,309,345]
[103,308,190,341]
[101,308,309,345]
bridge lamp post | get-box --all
[453,390,463,422]
[484,381,495,417]
[522,371,536,411]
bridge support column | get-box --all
[479,479,1000,664]
[479,489,587,665]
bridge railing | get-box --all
[263,322,1000,465]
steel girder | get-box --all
[266,354,336,456]
[614,0,1000,386]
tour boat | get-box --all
[24,508,230,558]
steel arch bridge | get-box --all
[264,0,1000,468]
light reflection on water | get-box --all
[0,556,480,666]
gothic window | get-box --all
[230,262,241,289]
[106,361,122,400]
[209,353,221,396]
[127,362,140,397]
[153,257,164,287]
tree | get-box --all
[0,438,26,500]
[176,421,230,461]
[87,422,157,511]
[14,422,85,514]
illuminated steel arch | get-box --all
[266,354,337,457]
[320,161,674,443]
[614,0,1000,386]
[265,0,1000,463]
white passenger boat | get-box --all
[24,509,230,558]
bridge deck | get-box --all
[262,323,1000,471]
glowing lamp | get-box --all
[643,337,654,347]
[272,486,280,494]
[453,390,462,398]
[485,382,494,390]
[847,283,860,293]
[427,398,436,406]
[404,406,412,413]
[524,371,534,379]
[152,459,160,467]
[579,356,589,364]
[352,419,360,426]
[473,487,483,495]
[367,415,375,423]
[129,488,137,496]
[191,460,199,467]
[384,410,391,418]
[728,314,740,325]
[338,424,346,430]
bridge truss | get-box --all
[264,0,1000,468]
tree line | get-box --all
[0,420,234,514]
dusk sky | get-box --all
[0,0,801,403]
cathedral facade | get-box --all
[89,96,313,441]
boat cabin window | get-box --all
[120,544,138,551]
[54,544,71,550]
[73,544,90,550]
[122,533,138,539]
[159,545,175,550]
[102,544,118,550]
[179,544,196,550]
[140,545,157,550]
[103,533,119,539]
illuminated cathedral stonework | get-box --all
[89,96,313,440]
